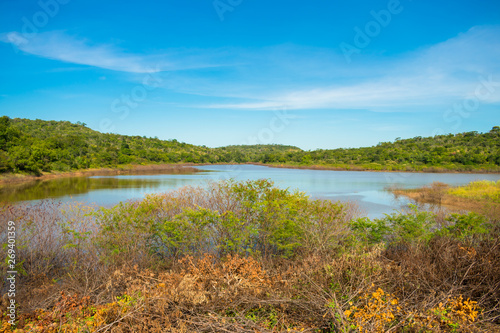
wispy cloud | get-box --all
[0,31,225,73]
[1,31,158,73]
[2,26,499,112]
[196,25,500,111]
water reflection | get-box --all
[2,165,500,218]
[0,177,165,202]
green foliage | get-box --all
[0,117,217,174]
[350,205,435,245]
[350,217,390,245]
[289,128,500,171]
[229,179,308,256]
[384,205,436,243]
[158,207,214,256]
[350,205,492,247]
[1,116,499,175]
[93,179,350,260]
[442,212,490,239]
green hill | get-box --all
[0,117,213,175]
[269,128,500,172]
[0,116,499,175]
[214,144,302,163]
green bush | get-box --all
[385,205,436,243]
[441,212,490,240]
[350,205,436,245]
[350,217,390,245]
[92,179,351,260]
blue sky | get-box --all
[1,0,499,150]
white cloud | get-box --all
[2,26,499,111]
[1,31,160,73]
[200,25,500,111]
[0,31,225,73]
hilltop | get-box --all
[0,116,499,176]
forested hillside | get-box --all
[0,117,214,175]
[0,116,499,175]
[216,144,302,163]
[275,128,500,172]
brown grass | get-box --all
[1,181,500,332]
[5,244,500,332]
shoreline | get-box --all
[0,164,201,186]
[1,162,499,186]
[390,184,500,218]
[254,162,500,174]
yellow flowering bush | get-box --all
[407,295,480,331]
[344,286,401,333]
[344,287,481,333]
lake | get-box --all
[2,164,500,218]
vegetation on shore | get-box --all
[1,116,499,176]
[1,179,500,332]
[392,180,500,220]
[448,180,500,204]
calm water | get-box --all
[2,165,500,218]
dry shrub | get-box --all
[7,253,373,332]
[19,292,93,332]
[0,200,114,317]
[5,246,499,332]
[420,182,449,206]
[392,181,500,222]
[0,201,98,310]
[3,179,500,332]
[380,235,500,327]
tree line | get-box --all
[0,116,499,175]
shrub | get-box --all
[350,217,390,245]
[345,287,481,333]
[3,180,500,332]
[442,212,490,240]
[93,179,352,260]
[349,205,436,246]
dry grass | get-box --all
[1,180,500,332]
[392,181,500,221]
[4,245,499,332]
